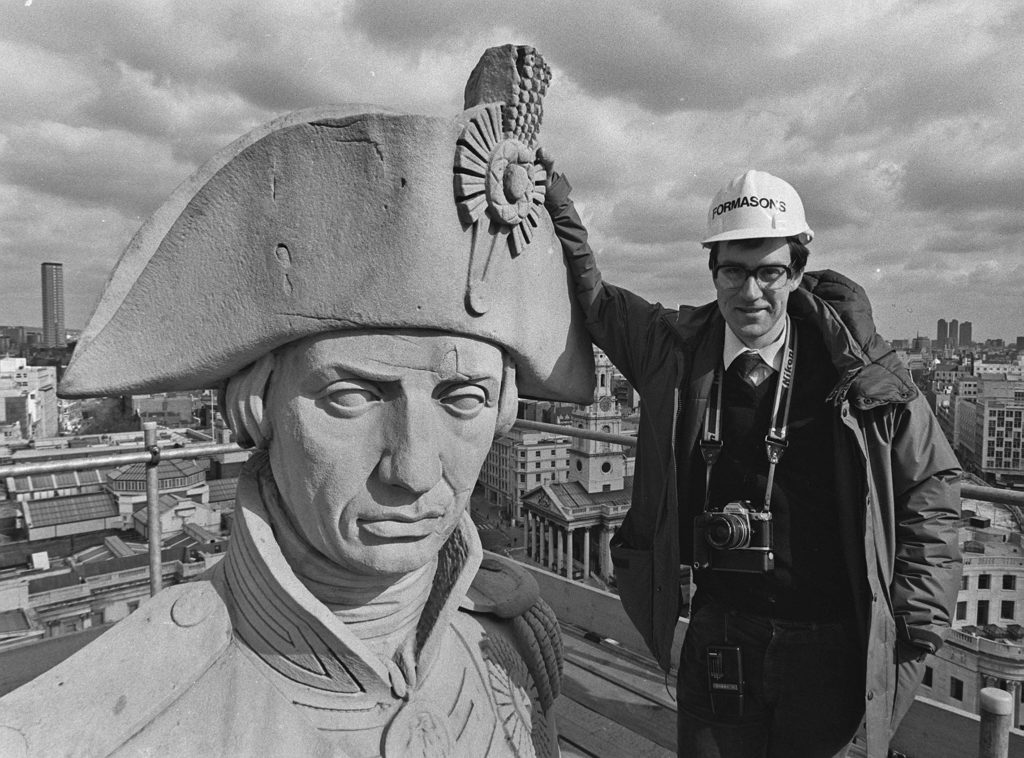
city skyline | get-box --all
[0,2,1022,341]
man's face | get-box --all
[714,238,803,349]
[266,330,505,576]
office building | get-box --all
[478,425,571,523]
[953,377,1024,487]
[0,358,58,440]
[959,321,972,348]
[949,319,959,349]
[937,318,948,348]
[40,263,66,348]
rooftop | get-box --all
[109,458,205,484]
[23,492,117,528]
[207,477,237,506]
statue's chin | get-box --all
[324,531,449,578]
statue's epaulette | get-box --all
[464,553,539,617]
[0,579,232,758]
[462,554,563,710]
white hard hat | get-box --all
[701,169,813,247]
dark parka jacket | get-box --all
[546,175,962,757]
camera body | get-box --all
[693,500,774,573]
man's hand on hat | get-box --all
[536,146,556,189]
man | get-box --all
[0,46,593,757]
[542,164,962,757]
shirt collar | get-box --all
[723,315,789,372]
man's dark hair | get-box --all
[708,237,810,274]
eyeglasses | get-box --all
[713,264,793,291]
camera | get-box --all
[693,501,774,573]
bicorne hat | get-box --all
[60,45,594,403]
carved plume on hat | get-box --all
[463,44,551,148]
[454,46,552,313]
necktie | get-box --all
[732,351,773,388]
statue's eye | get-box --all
[439,384,488,417]
[322,381,381,415]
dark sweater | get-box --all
[686,317,855,621]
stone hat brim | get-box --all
[59,105,594,402]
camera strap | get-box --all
[699,321,798,513]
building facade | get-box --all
[519,349,642,588]
[40,263,66,349]
[478,426,571,523]
[960,321,973,348]
[917,503,1024,731]
[0,358,58,440]
[953,378,1024,487]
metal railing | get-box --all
[1,418,1021,756]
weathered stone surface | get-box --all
[60,49,591,403]
[4,44,577,757]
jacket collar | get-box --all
[666,269,918,410]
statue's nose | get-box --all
[376,399,443,494]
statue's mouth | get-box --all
[358,514,444,540]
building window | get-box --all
[1001,600,1015,620]
[977,600,989,626]
[950,677,964,701]
[922,666,933,688]
[1003,575,1017,591]
[979,574,992,590]
[955,601,967,621]
[961,575,969,590]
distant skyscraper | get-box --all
[41,262,66,348]
[937,319,948,348]
[949,319,959,348]
[959,321,972,347]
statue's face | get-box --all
[266,330,504,575]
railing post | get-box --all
[143,421,162,597]
[979,687,1012,758]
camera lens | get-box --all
[704,513,751,550]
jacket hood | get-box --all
[796,269,917,409]
[669,269,917,410]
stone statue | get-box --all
[0,45,593,757]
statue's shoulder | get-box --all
[0,578,232,758]
[461,553,563,712]
[464,552,539,618]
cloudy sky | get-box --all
[1,0,1021,343]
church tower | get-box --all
[568,348,626,494]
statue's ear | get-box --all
[496,356,519,435]
[222,353,276,450]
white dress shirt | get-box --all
[723,315,790,373]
